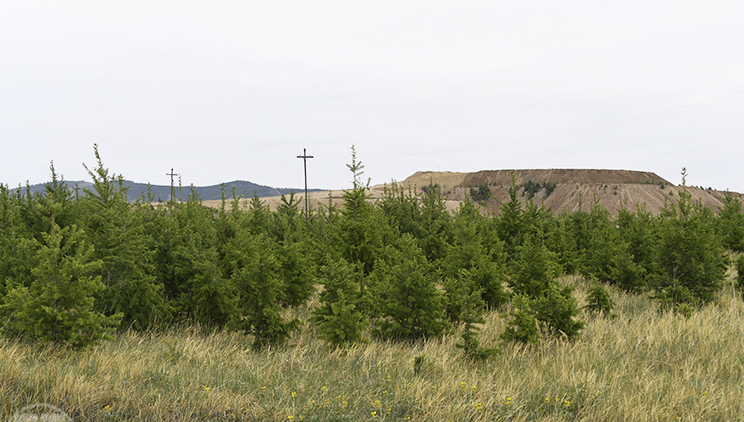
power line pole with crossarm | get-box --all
[166,168,178,214]
[296,148,314,221]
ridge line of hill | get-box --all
[11,180,320,202]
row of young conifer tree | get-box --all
[1,146,744,351]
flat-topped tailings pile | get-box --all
[403,169,740,215]
[204,169,742,216]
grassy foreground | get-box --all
[3,274,744,421]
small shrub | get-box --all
[420,183,440,196]
[161,338,188,362]
[456,318,499,360]
[453,279,499,360]
[655,285,697,315]
[469,184,491,204]
[518,180,557,200]
[414,354,427,375]
[609,251,647,294]
[676,303,694,318]
[500,295,540,345]
[583,283,616,318]
[532,281,584,339]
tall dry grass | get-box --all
[3,272,744,421]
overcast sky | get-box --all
[2,1,743,193]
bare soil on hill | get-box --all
[447,183,736,215]
[203,169,743,216]
[402,169,670,190]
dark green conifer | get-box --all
[378,182,421,238]
[369,234,448,340]
[717,191,744,252]
[532,281,584,338]
[509,234,560,298]
[333,146,383,278]
[82,146,168,329]
[418,182,451,265]
[272,192,315,307]
[496,174,524,261]
[312,258,367,346]
[735,255,744,298]
[653,169,726,311]
[1,222,120,348]
[442,198,509,317]
[230,232,298,349]
[165,188,236,328]
[0,185,35,295]
[504,233,583,343]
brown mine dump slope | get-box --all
[203,169,743,216]
[401,169,742,216]
[404,169,670,187]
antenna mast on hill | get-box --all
[297,148,314,221]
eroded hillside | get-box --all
[403,169,742,215]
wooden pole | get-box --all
[296,149,314,221]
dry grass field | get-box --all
[3,265,744,421]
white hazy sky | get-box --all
[2,1,743,193]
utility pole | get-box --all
[296,148,314,221]
[166,168,178,213]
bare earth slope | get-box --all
[204,169,743,216]
[405,169,669,187]
[405,169,742,215]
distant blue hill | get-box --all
[11,180,320,202]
